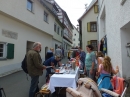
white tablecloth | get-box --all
[48,67,79,93]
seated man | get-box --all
[43,55,62,82]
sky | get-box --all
[55,0,92,27]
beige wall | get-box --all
[82,2,98,51]
[0,0,55,36]
[0,13,52,75]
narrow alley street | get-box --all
[0,57,68,97]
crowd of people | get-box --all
[26,42,119,97]
[68,45,119,90]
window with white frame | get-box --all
[44,11,48,23]
[0,42,15,60]
[27,0,33,12]
[54,24,57,32]
[0,42,7,59]
[57,27,60,35]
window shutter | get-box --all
[94,5,98,13]
[7,43,14,59]
[87,22,90,32]
[87,41,91,45]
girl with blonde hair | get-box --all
[97,56,119,90]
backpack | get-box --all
[21,55,28,74]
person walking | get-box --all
[27,42,46,97]
[55,46,62,58]
[84,45,96,81]
[45,48,54,60]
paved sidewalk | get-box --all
[0,57,69,97]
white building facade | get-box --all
[42,0,65,53]
[98,0,130,79]
[72,26,80,47]
[0,0,63,76]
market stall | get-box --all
[48,66,79,93]
[36,57,82,97]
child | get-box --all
[97,56,119,90]
[97,51,104,66]
[96,51,104,76]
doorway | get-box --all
[26,41,34,52]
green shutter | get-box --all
[7,43,14,59]
[94,5,98,13]
[87,22,91,32]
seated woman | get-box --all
[97,56,119,90]
[43,55,62,83]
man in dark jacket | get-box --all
[27,42,46,97]
[43,55,62,82]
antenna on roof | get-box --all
[85,3,88,9]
